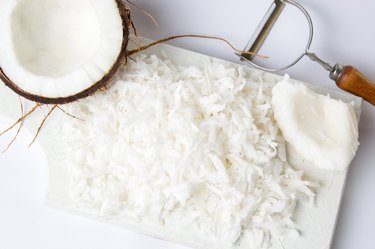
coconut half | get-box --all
[0,0,129,104]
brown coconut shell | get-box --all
[0,0,130,105]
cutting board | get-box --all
[0,38,362,249]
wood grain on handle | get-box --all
[335,66,375,105]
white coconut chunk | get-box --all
[0,0,124,98]
[271,76,359,171]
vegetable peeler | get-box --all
[239,0,375,106]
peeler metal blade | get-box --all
[241,0,285,61]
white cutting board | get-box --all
[0,38,362,249]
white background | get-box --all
[1,0,375,249]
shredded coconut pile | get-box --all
[60,54,316,249]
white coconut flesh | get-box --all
[271,77,359,171]
[0,0,125,102]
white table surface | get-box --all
[1,1,374,249]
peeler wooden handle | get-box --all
[333,65,375,105]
